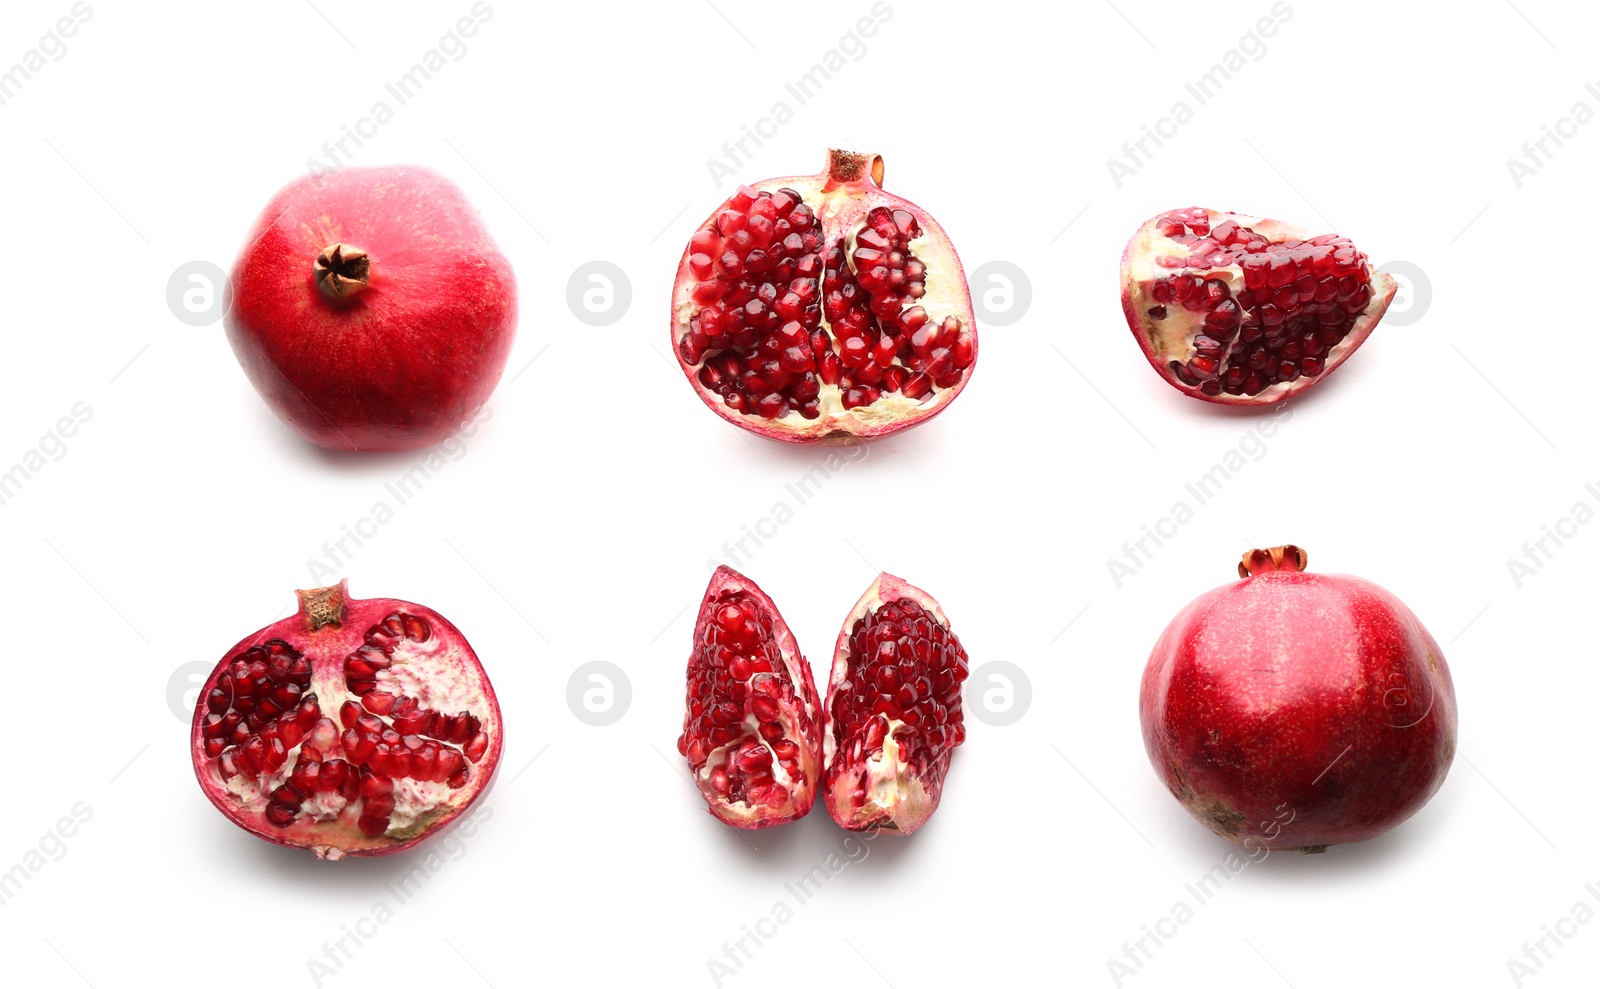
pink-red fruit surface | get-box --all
[226,165,517,451]
[1140,546,1456,852]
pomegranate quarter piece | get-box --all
[823,574,968,834]
[192,581,502,859]
[671,150,977,443]
[678,567,823,829]
[225,165,518,451]
[1120,208,1397,405]
[1140,546,1457,853]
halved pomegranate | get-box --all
[678,567,822,828]
[671,150,977,443]
[1120,207,1397,405]
[191,581,502,859]
[822,574,967,834]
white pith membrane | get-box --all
[679,568,821,828]
[1121,208,1397,406]
[194,585,499,859]
[671,153,978,442]
[822,573,965,834]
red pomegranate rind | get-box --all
[225,165,518,451]
[1140,547,1457,851]
[1120,208,1397,406]
[671,150,977,443]
[822,574,968,834]
[191,581,503,859]
[678,567,822,828]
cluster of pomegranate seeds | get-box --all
[680,186,973,420]
[677,592,812,811]
[1148,207,1374,398]
[204,611,486,837]
[264,719,358,829]
[829,599,968,806]
[200,640,319,776]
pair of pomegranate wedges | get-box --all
[678,567,969,835]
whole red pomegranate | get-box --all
[671,150,976,443]
[822,573,967,834]
[1121,208,1396,405]
[192,581,502,858]
[225,165,517,451]
[678,567,822,828]
[1140,547,1456,852]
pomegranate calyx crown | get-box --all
[823,149,884,191]
[314,243,371,301]
[295,581,348,630]
[1239,545,1308,578]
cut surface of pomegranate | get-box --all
[1120,208,1396,405]
[225,165,518,451]
[671,150,976,443]
[678,567,822,828]
[191,581,502,858]
[1140,546,1457,852]
[822,574,967,834]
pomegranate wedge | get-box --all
[822,574,968,834]
[1121,207,1396,405]
[678,567,823,828]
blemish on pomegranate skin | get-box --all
[1169,765,1194,801]
[1199,800,1246,837]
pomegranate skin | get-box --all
[225,165,517,452]
[1140,548,1457,852]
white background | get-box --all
[0,1,1594,986]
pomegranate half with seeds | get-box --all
[671,150,977,442]
[1121,208,1396,405]
[191,582,502,858]
[678,567,823,828]
[823,574,968,834]
[1140,546,1457,852]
